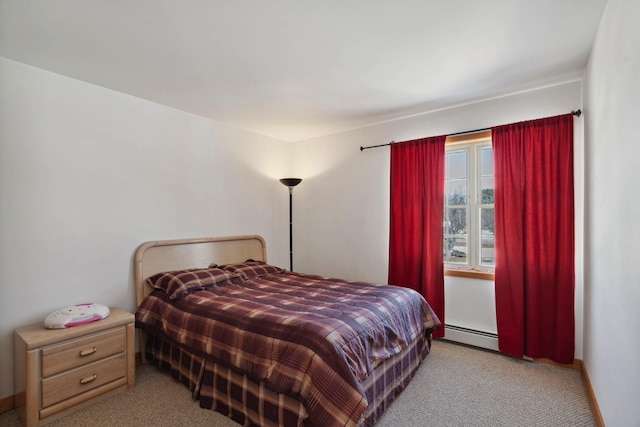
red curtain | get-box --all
[388,135,446,338]
[492,114,575,364]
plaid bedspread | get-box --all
[136,271,440,427]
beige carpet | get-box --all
[1,340,596,426]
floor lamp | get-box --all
[280,178,302,271]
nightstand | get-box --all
[14,307,135,427]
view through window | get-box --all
[444,134,494,271]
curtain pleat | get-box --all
[388,136,446,338]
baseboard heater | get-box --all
[444,324,499,352]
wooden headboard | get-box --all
[133,235,267,306]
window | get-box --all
[443,132,494,277]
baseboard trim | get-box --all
[582,365,605,427]
[535,357,583,371]
[0,394,14,414]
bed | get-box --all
[134,235,440,427]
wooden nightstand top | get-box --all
[15,307,134,350]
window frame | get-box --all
[444,130,495,280]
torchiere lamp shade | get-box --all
[280,178,302,188]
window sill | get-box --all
[444,267,494,281]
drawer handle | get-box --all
[79,347,97,357]
[79,374,97,385]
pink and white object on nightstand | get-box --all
[44,303,110,329]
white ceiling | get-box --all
[0,1,607,142]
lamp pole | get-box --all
[279,178,302,271]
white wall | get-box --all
[292,81,584,357]
[0,57,292,399]
[0,53,596,408]
[583,0,640,425]
[444,276,496,334]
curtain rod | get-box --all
[359,109,582,151]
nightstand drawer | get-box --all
[41,327,125,377]
[41,353,126,408]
